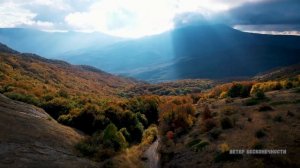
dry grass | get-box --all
[160,89,300,168]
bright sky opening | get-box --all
[0,0,299,38]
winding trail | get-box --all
[144,138,160,168]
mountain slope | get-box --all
[0,93,99,168]
[254,64,300,81]
[59,24,300,82]
[0,43,137,100]
[0,28,124,58]
[159,89,300,168]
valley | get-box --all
[1,0,300,167]
[0,42,299,168]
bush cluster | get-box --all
[4,92,40,106]
[227,83,253,98]
[206,78,300,99]
[159,97,196,137]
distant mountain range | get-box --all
[1,24,300,82]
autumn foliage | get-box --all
[159,96,196,137]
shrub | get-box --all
[227,83,252,98]
[131,121,144,143]
[118,110,138,129]
[274,82,283,90]
[166,131,174,140]
[127,96,160,125]
[4,92,40,106]
[75,140,97,157]
[103,123,128,151]
[159,101,196,134]
[282,81,293,89]
[0,72,4,80]
[42,94,54,101]
[186,139,202,148]
[202,105,212,120]
[252,141,264,149]
[114,132,128,150]
[58,89,69,98]
[270,101,290,106]
[221,117,233,129]
[192,141,209,152]
[225,98,234,103]
[294,87,300,93]
[0,85,13,93]
[258,104,273,112]
[57,114,73,125]
[221,106,237,116]
[244,90,268,106]
[255,90,266,100]
[219,91,227,99]
[72,108,96,134]
[251,81,283,95]
[214,143,242,162]
[41,98,71,119]
[94,149,116,161]
[93,113,110,131]
[220,143,230,153]
[103,123,118,146]
[186,139,209,152]
[244,98,260,106]
[227,83,243,98]
[142,125,158,144]
[190,93,201,104]
[209,128,222,140]
[273,115,283,122]
[141,96,160,124]
[120,128,131,142]
[255,129,267,138]
[203,118,217,132]
[287,111,295,117]
[136,112,148,127]
[104,105,124,128]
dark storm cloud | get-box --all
[224,0,300,25]
[235,24,300,32]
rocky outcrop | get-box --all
[0,94,99,168]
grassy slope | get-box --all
[160,88,300,168]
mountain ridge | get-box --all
[0,43,138,100]
[0,28,125,58]
[1,24,300,82]
[54,23,300,82]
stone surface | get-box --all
[0,94,99,168]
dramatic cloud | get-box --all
[224,0,300,35]
[64,0,260,37]
[65,0,176,37]
[224,0,300,25]
[0,0,299,37]
[234,24,300,36]
[0,2,54,29]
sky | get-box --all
[0,0,299,38]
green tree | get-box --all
[103,123,128,151]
